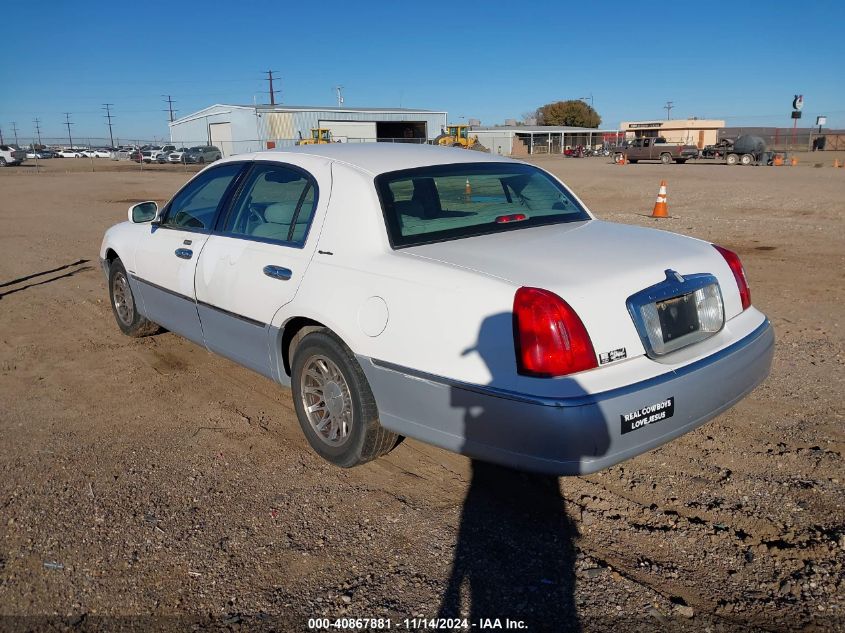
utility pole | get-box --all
[265,70,279,106]
[0,126,3,143]
[64,113,74,148]
[664,101,674,120]
[579,94,594,109]
[11,122,19,145]
[33,118,42,146]
[162,95,176,123]
[335,85,344,107]
[103,104,115,147]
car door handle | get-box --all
[263,265,292,280]
[175,248,193,259]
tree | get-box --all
[536,100,601,128]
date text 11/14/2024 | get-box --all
[308,617,528,630]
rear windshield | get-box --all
[375,162,589,248]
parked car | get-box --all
[153,145,176,163]
[99,145,773,474]
[166,148,190,163]
[112,147,136,160]
[26,149,53,159]
[0,144,27,166]
[84,148,113,158]
[57,149,84,158]
[129,150,143,163]
[182,145,222,164]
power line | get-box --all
[63,113,74,148]
[162,95,177,123]
[664,101,674,120]
[265,70,279,106]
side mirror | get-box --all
[129,201,158,223]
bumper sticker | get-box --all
[621,397,675,434]
[600,347,627,365]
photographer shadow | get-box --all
[438,313,610,631]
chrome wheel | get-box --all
[299,354,353,447]
[112,271,134,326]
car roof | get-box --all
[244,143,517,176]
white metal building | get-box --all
[169,104,448,156]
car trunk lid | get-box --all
[403,219,738,362]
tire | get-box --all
[108,259,160,337]
[726,153,739,166]
[613,153,623,164]
[291,330,398,468]
[628,159,638,164]
[740,153,753,166]
[660,153,672,164]
[0,157,6,167]
[675,159,687,164]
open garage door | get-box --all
[375,121,427,142]
[319,121,377,143]
[209,122,233,157]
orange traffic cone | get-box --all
[651,180,669,218]
[464,178,472,203]
[790,157,798,166]
[834,159,841,168]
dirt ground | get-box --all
[0,155,843,632]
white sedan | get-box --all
[57,149,84,158]
[99,145,773,474]
[84,148,113,158]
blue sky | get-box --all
[1,0,843,143]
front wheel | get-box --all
[291,330,398,468]
[660,153,672,164]
[108,259,160,337]
[0,158,6,167]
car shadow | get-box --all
[438,313,610,631]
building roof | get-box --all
[225,143,513,175]
[170,103,446,126]
[252,104,446,113]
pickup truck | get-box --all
[614,137,699,164]
[0,144,27,166]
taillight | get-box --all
[513,287,597,377]
[713,245,751,310]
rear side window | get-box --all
[222,163,317,245]
[375,162,589,248]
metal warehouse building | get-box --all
[168,104,448,157]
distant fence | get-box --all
[8,136,431,157]
[719,128,845,152]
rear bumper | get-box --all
[359,319,774,475]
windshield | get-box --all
[375,162,590,248]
